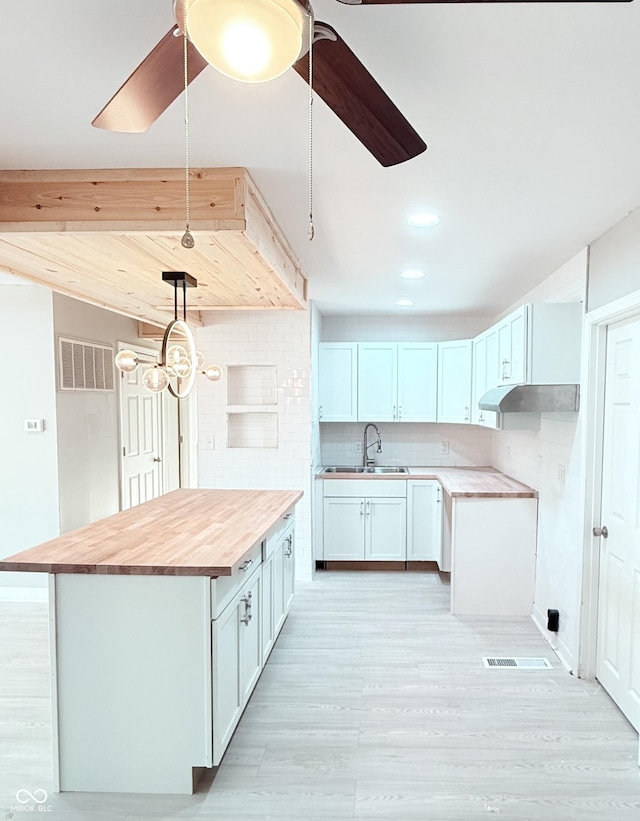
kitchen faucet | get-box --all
[363,423,382,468]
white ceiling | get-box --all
[2,1,640,316]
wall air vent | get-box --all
[58,337,114,392]
[483,657,552,669]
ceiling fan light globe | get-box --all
[186,0,309,83]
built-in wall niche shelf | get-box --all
[228,412,278,449]
[227,365,277,406]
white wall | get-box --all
[196,311,313,581]
[0,283,59,592]
[52,294,163,533]
[491,249,588,671]
[588,204,640,311]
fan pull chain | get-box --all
[181,16,195,250]
[308,18,314,242]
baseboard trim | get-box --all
[0,587,48,603]
[531,605,574,674]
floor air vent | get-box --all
[483,657,552,669]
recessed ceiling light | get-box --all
[400,267,426,280]
[407,211,441,228]
[395,298,415,308]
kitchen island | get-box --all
[0,488,302,795]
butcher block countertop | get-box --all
[318,466,536,498]
[0,488,302,577]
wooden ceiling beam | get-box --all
[0,168,307,323]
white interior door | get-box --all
[119,348,163,510]
[596,316,640,731]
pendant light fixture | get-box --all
[115,272,222,398]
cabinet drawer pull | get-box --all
[392,405,397,420]
[239,558,254,572]
[366,500,371,517]
[319,405,323,419]
[283,513,293,520]
[464,406,469,422]
[398,405,402,420]
[360,501,364,517]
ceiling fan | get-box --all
[92,0,629,168]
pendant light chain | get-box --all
[307,18,314,241]
[181,13,195,249]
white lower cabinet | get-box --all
[261,553,275,665]
[212,586,243,764]
[212,512,296,766]
[283,529,295,611]
[323,497,366,560]
[323,481,407,561]
[407,480,443,565]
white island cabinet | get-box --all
[0,488,302,795]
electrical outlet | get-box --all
[202,434,215,451]
[557,463,566,485]
[354,442,363,454]
[440,441,449,455]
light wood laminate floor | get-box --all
[1,571,639,820]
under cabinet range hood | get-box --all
[478,384,580,414]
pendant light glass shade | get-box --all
[143,366,170,393]
[114,349,139,373]
[186,0,309,83]
[204,364,224,382]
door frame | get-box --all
[579,286,640,680]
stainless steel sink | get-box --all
[322,466,408,474]
[322,466,366,473]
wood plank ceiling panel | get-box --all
[0,168,307,325]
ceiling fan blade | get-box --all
[92,27,208,133]
[336,0,631,4]
[294,24,426,167]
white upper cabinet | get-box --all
[472,332,499,429]
[358,343,398,422]
[437,340,473,423]
[497,305,527,385]
[397,344,438,422]
[358,343,437,422]
[491,302,582,388]
[318,343,358,422]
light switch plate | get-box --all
[202,434,215,451]
[440,441,449,455]
[24,419,44,432]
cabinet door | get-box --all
[273,542,285,637]
[498,306,527,385]
[366,497,407,560]
[407,481,442,562]
[323,497,366,560]
[239,570,262,705]
[437,340,472,423]
[212,598,241,764]
[318,343,358,422]
[283,529,295,614]
[397,344,437,422]
[358,343,397,422]
[471,335,486,425]
[261,553,274,664]
[472,333,499,429]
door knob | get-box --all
[153,457,161,463]
[592,525,608,539]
